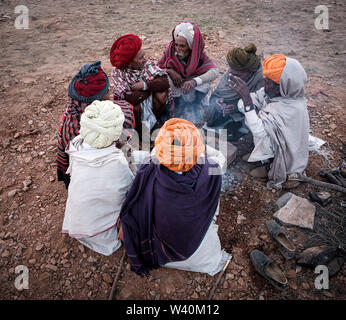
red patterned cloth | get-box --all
[111,61,174,128]
[57,98,90,177]
[158,22,216,79]
[110,34,142,69]
[74,67,108,98]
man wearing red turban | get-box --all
[110,34,172,136]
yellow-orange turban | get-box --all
[155,118,205,172]
[262,54,287,84]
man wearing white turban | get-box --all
[158,22,219,127]
[62,100,139,255]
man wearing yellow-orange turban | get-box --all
[228,54,310,190]
[118,118,231,276]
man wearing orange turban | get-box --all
[118,118,231,276]
[228,54,309,190]
[110,34,172,136]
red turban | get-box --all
[74,67,108,98]
[110,34,142,68]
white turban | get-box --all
[173,22,195,49]
[79,100,125,149]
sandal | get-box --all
[250,250,288,290]
[266,220,296,259]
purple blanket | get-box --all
[119,157,222,275]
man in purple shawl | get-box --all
[119,118,231,276]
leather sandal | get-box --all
[266,220,296,259]
[250,249,288,290]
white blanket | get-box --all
[62,136,134,254]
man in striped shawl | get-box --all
[57,61,132,188]
[158,22,219,128]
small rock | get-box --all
[14,132,20,139]
[7,190,17,198]
[286,269,296,279]
[102,274,113,284]
[28,120,33,125]
[237,214,247,224]
[46,264,58,271]
[35,243,44,251]
[191,292,198,299]
[1,250,10,258]
[49,176,55,182]
[323,291,334,298]
[87,280,93,287]
[29,259,36,264]
[41,108,47,113]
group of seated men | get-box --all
[56,21,309,277]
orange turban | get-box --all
[155,118,205,172]
[262,54,287,84]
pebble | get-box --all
[35,243,44,251]
[1,250,10,258]
[14,132,20,139]
[191,292,199,299]
[29,259,36,264]
[28,120,33,125]
[102,273,113,284]
[46,264,58,271]
[7,190,17,198]
[49,176,55,182]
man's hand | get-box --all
[182,79,197,95]
[167,68,183,87]
[228,74,252,106]
[215,98,237,117]
[130,80,145,91]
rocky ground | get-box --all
[0,0,345,300]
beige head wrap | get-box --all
[173,22,195,49]
[79,100,125,149]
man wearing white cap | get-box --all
[62,100,136,255]
[158,22,219,127]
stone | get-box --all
[49,176,55,182]
[35,243,44,251]
[237,214,247,224]
[14,132,20,139]
[7,190,18,198]
[297,246,339,268]
[46,264,58,271]
[191,292,199,299]
[102,273,113,284]
[1,250,10,258]
[274,193,315,230]
[286,269,296,279]
[29,259,36,264]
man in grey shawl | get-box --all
[206,44,264,141]
[229,54,309,190]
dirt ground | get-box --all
[0,0,345,301]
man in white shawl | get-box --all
[229,54,309,190]
[62,100,135,255]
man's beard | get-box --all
[176,53,185,60]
